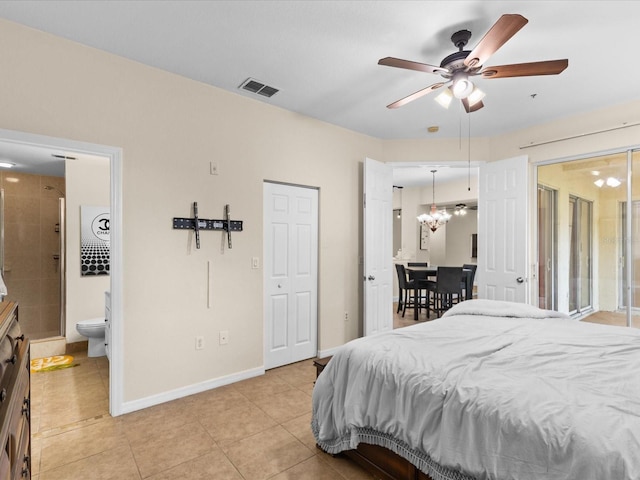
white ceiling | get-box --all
[0,1,638,182]
[392,162,480,189]
[0,141,67,177]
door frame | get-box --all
[0,128,124,416]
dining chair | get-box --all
[461,263,478,300]
[395,264,424,317]
[407,262,429,281]
[426,266,463,317]
[407,262,430,313]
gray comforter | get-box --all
[312,300,640,480]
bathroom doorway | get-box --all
[0,142,110,344]
[0,128,124,416]
[0,144,111,345]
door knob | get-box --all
[516,277,524,284]
[368,275,375,281]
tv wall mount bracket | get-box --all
[173,202,242,249]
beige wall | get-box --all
[489,101,640,164]
[0,19,380,403]
[2,18,640,407]
[65,156,110,342]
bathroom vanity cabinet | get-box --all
[0,302,31,479]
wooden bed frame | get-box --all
[340,443,433,480]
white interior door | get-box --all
[363,157,393,335]
[478,155,529,303]
[264,182,318,369]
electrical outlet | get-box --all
[195,336,205,350]
[219,330,229,345]
[210,162,219,175]
[252,257,259,269]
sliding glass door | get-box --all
[619,201,640,309]
[619,152,640,313]
[537,148,640,325]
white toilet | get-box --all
[76,318,106,357]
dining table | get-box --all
[405,266,473,320]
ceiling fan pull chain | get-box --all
[459,101,463,150]
[468,112,472,191]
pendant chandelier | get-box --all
[417,170,451,232]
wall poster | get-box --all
[80,205,110,276]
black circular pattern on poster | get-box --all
[81,239,110,276]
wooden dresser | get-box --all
[0,302,30,479]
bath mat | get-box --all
[30,355,77,373]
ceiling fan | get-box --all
[379,14,568,112]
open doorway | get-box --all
[391,164,479,262]
[0,128,124,416]
[391,163,479,307]
[0,144,111,342]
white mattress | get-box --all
[312,300,640,480]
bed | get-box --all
[312,299,640,480]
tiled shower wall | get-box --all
[2,171,64,339]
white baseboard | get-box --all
[317,345,343,358]
[119,366,265,415]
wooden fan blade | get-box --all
[464,14,528,68]
[481,59,568,78]
[379,57,449,75]
[386,82,447,109]
[462,98,484,113]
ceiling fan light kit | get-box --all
[467,86,486,106]
[378,13,568,114]
[454,204,468,216]
[452,71,474,99]
[435,88,453,108]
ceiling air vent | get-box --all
[239,78,279,98]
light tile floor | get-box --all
[30,352,375,480]
[31,308,625,479]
